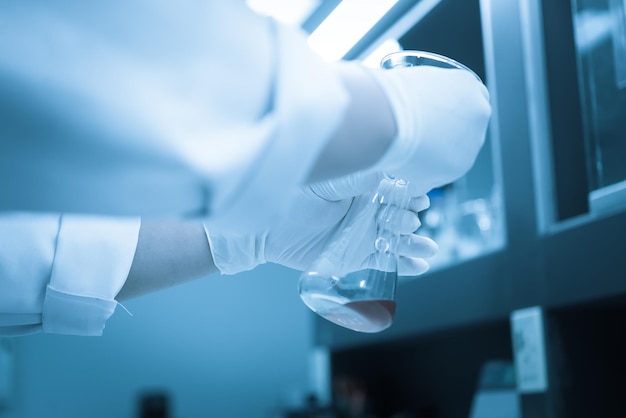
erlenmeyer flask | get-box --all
[298,177,410,333]
[299,50,483,333]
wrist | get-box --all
[204,226,268,275]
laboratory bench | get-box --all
[302,0,626,417]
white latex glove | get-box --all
[205,172,437,276]
[367,65,492,195]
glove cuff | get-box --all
[203,225,268,275]
[365,67,423,173]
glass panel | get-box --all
[572,0,626,191]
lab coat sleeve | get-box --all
[0,213,140,337]
[0,2,350,232]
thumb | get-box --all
[308,171,385,201]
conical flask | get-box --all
[298,177,410,333]
[298,50,482,333]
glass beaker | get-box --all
[298,50,482,333]
[298,176,411,333]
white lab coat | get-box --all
[0,213,139,336]
[0,2,349,335]
[0,1,348,225]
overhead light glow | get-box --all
[361,39,402,67]
[246,0,321,26]
[308,0,399,61]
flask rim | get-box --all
[380,50,482,82]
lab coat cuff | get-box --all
[41,215,140,336]
[42,286,118,336]
[0,212,61,317]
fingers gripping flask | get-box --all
[298,177,411,333]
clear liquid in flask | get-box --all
[299,267,398,333]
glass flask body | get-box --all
[298,177,410,333]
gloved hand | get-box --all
[366,65,492,195]
[205,171,438,276]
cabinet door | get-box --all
[573,0,626,215]
[522,0,626,227]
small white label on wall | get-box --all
[510,306,548,393]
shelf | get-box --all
[541,210,626,308]
[329,320,513,418]
[315,250,511,349]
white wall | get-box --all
[10,264,316,418]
